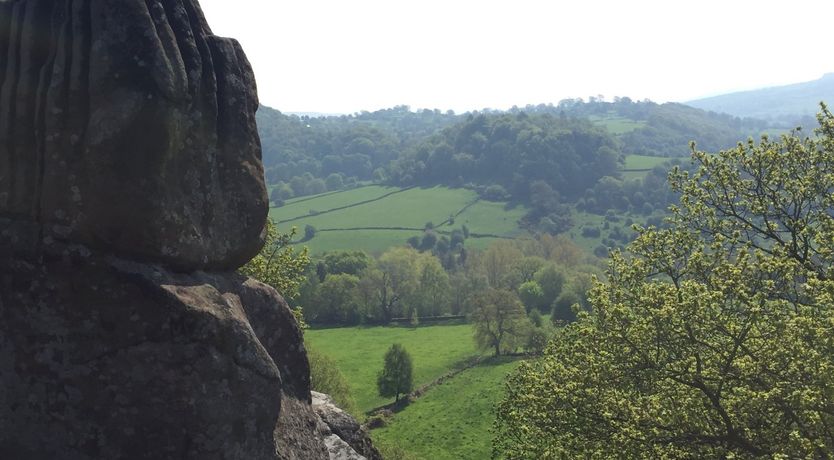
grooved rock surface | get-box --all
[0,0,267,270]
[0,254,328,459]
[0,1,346,458]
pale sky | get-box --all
[198,0,832,114]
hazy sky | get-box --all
[199,0,832,114]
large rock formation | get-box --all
[0,256,328,459]
[0,0,266,270]
[0,1,367,458]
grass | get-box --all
[589,114,647,135]
[304,324,480,413]
[273,185,398,222]
[268,157,672,256]
[454,201,528,236]
[276,186,476,229]
[295,229,423,255]
[621,154,671,181]
[372,357,523,460]
[270,186,530,255]
[568,209,666,254]
[623,154,669,170]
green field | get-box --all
[372,357,522,460]
[568,209,666,254]
[270,186,530,255]
[621,154,670,181]
[268,157,671,256]
[589,114,647,135]
[623,154,669,170]
[278,185,394,218]
[304,324,480,412]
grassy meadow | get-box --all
[304,323,481,412]
[621,154,670,180]
[305,324,523,459]
[270,185,530,255]
[268,154,669,256]
[589,113,647,135]
[372,357,522,460]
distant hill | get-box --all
[686,73,834,122]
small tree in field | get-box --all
[377,344,413,403]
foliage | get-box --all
[517,281,545,312]
[532,98,779,157]
[239,220,310,302]
[321,250,370,276]
[313,273,362,324]
[391,112,620,203]
[494,107,834,458]
[524,324,552,355]
[308,348,357,415]
[550,290,579,324]
[295,225,600,326]
[303,224,316,240]
[471,289,530,356]
[533,264,565,309]
[377,344,414,403]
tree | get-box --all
[308,348,356,414]
[322,250,370,276]
[239,221,309,301]
[512,256,547,284]
[414,256,451,317]
[482,241,523,289]
[304,224,317,241]
[239,221,310,329]
[533,264,565,307]
[550,290,579,324]
[377,344,414,403]
[471,289,529,356]
[324,173,344,191]
[269,187,285,207]
[314,274,361,324]
[359,247,421,323]
[495,107,834,458]
[517,281,545,312]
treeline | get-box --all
[257,99,764,239]
[292,234,601,330]
[521,97,781,156]
[257,105,459,199]
[388,113,619,200]
[256,98,777,203]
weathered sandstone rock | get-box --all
[0,1,365,458]
[0,0,267,270]
[0,253,328,459]
[313,392,383,460]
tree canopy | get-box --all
[377,343,414,403]
[390,112,620,201]
[239,221,310,302]
[471,288,530,356]
[494,106,834,458]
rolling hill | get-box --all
[686,73,834,122]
